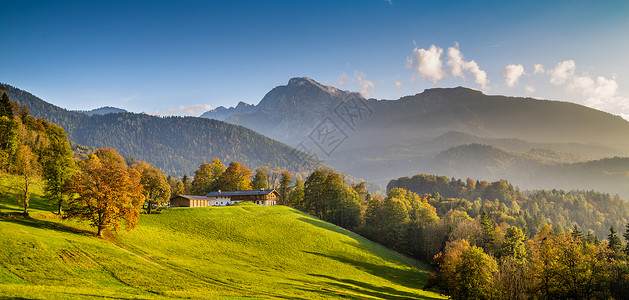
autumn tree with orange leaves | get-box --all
[66,148,144,237]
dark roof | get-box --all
[205,189,278,197]
[171,195,213,200]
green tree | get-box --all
[435,239,497,300]
[608,226,622,255]
[303,169,327,219]
[0,116,18,170]
[303,168,361,229]
[251,167,268,190]
[624,222,629,256]
[191,158,225,195]
[166,175,183,196]
[287,177,304,208]
[278,170,292,205]
[501,226,526,261]
[182,175,192,194]
[134,161,171,214]
[40,122,75,214]
[479,211,497,254]
[66,148,145,237]
[454,245,498,300]
[0,89,14,119]
[381,194,410,251]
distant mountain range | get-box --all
[2,84,321,177]
[201,77,629,197]
[74,106,127,116]
[4,78,629,197]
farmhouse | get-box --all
[170,189,279,207]
[205,189,279,206]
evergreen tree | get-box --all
[278,170,292,205]
[624,222,629,256]
[571,224,584,242]
[608,226,622,255]
[287,177,304,208]
[0,89,14,119]
[251,167,268,190]
[479,211,496,254]
[182,175,192,194]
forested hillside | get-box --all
[424,144,629,198]
[387,173,629,238]
[2,84,321,177]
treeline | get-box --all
[388,174,629,238]
[3,84,321,177]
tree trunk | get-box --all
[96,226,103,237]
[22,173,29,217]
[57,202,63,215]
[147,200,152,214]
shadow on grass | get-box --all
[0,213,94,237]
[0,188,56,213]
[304,250,430,290]
[288,273,444,300]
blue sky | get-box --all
[2,0,628,118]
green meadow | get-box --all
[0,174,445,299]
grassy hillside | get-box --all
[0,174,444,299]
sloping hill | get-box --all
[2,84,321,177]
[0,174,443,299]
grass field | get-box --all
[0,173,445,299]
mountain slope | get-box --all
[2,84,321,177]
[0,174,443,299]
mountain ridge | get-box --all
[199,77,629,196]
[1,83,322,177]
[75,106,128,116]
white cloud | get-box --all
[534,64,545,74]
[152,105,212,116]
[151,108,177,116]
[354,71,376,97]
[446,45,466,78]
[549,60,576,85]
[337,70,376,97]
[179,104,213,116]
[585,96,629,120]
[394,80,402,89]
[445,43,490,90]
[407,45,446,83]
[568,74,618,100]
[545,59,623,118]
[525,85,536,94]
[502,64,526,88]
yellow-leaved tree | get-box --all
[66,148,144,237]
